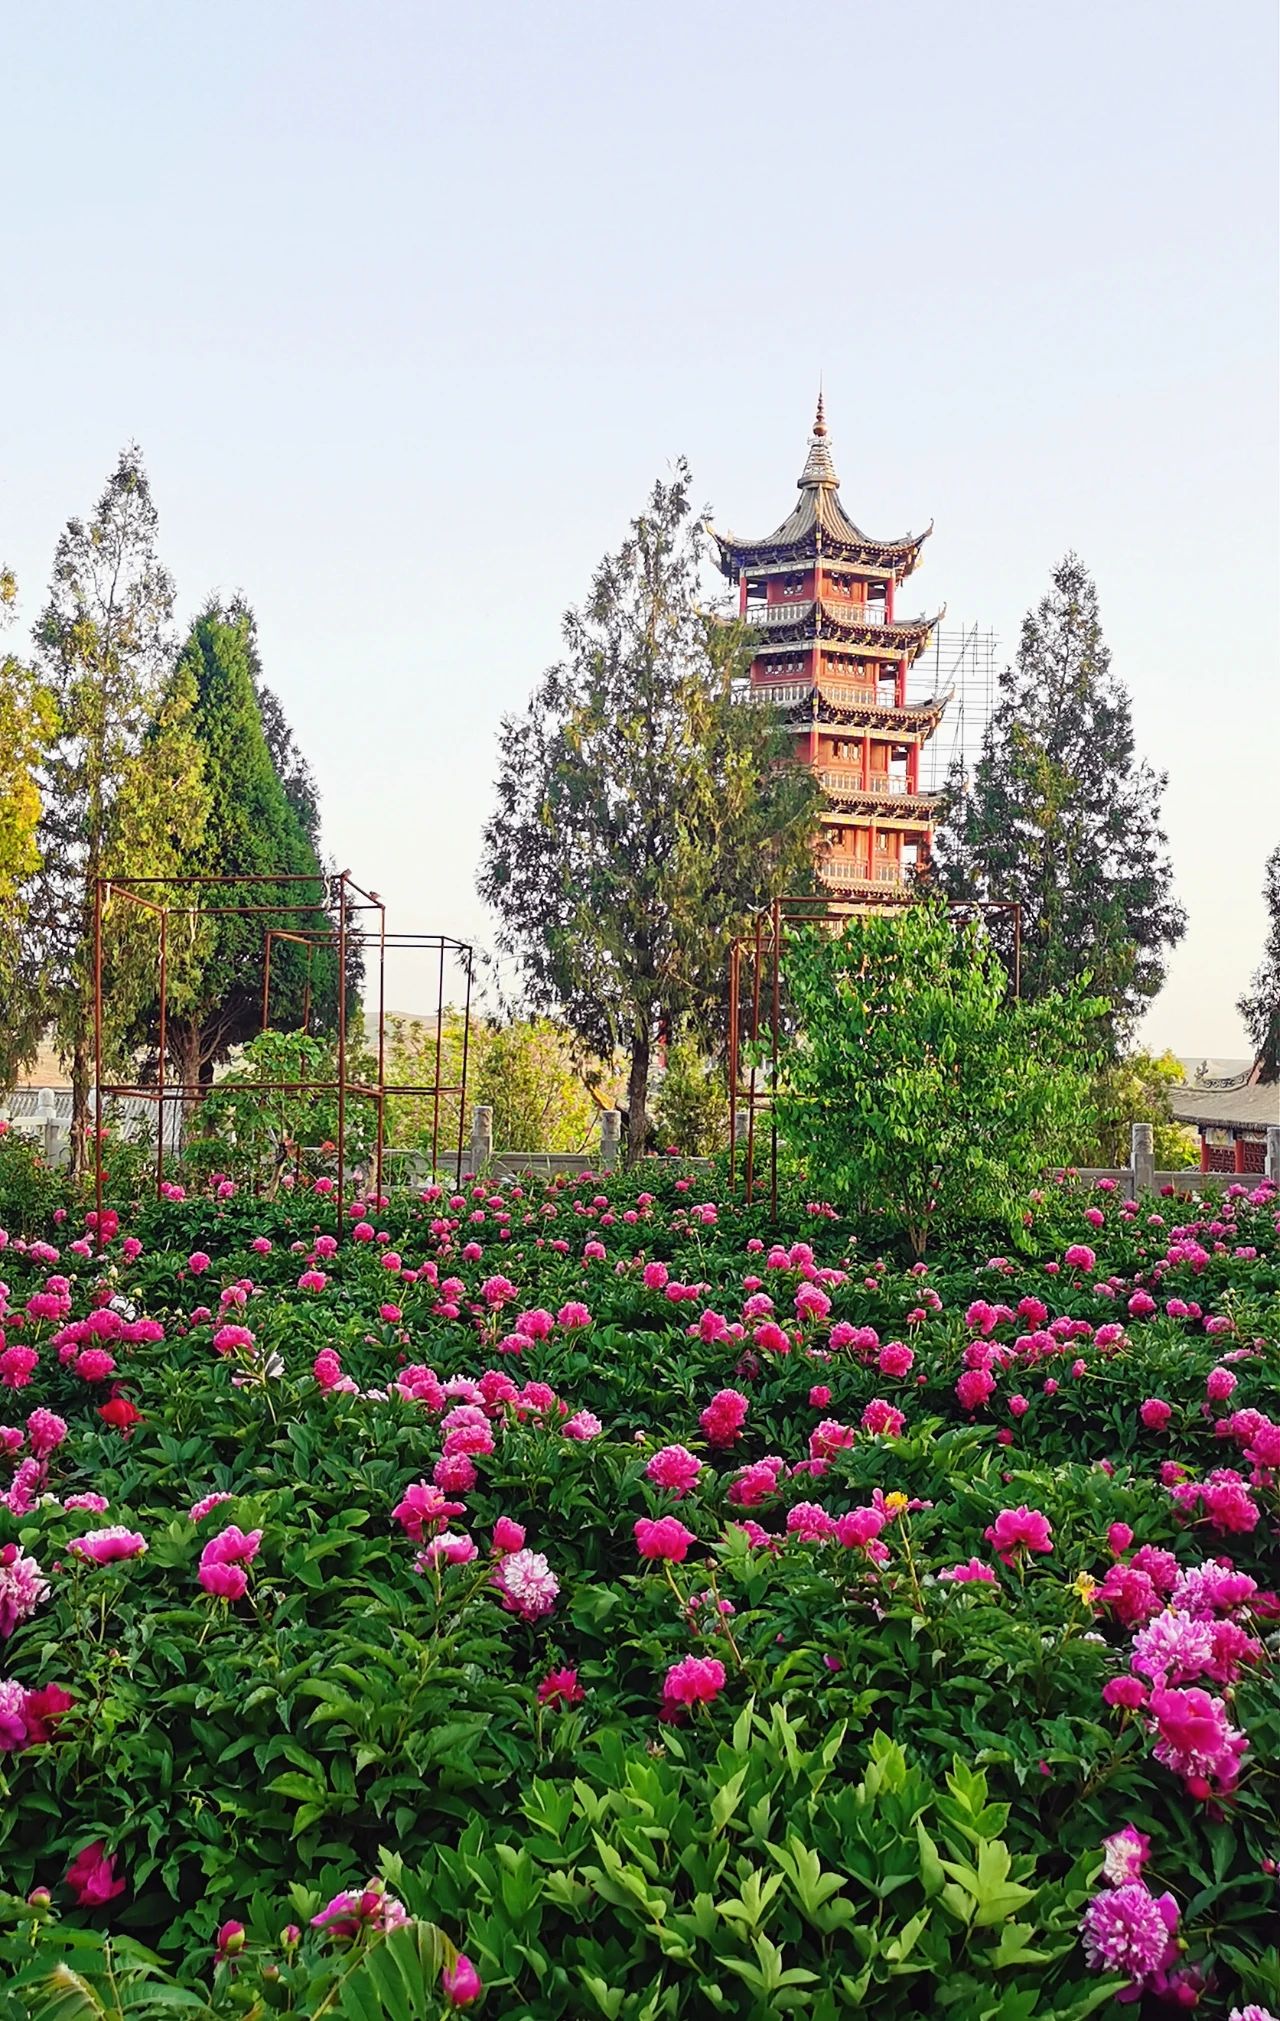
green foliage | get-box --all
[1078,1049,1198,1170]
[197,1030,377,1182]
[479,462,819,1161]
[0,571,57,1086]
[772,904,1103,1255]
[32,447,177,1161]
[380,1012,607,1163]
[1238,841,1280,1080]
[934,555,1185,1050]
[652,1029,729,1158]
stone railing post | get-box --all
[599,1109,621,1171]
[1130,1121,1154,1200]
[1267,1124,1280,1185]
[470,1105,493,1174]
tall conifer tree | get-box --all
[1238,843,1280,1081]
[933,554,1184,1046]
[152,603,340,1093]
[0,570,57,1087]
[479,462,820,1162]
[33,448,175,1165]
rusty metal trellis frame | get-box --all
[91,872,475,1244]
[727,895,1023,1213]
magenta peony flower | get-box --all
[662,1654,726,1712]
[1081,1881,1177,1985]
[983,1505,1053,1566]
[645,1444,702,1496]
[635,1515,696,1562]
[1140,1396,1173,1429]
[393,1481,465,1542]
[25,1408,67,1459]
[1064,1244,1097,1272]
[860,1398,905,1437]
[536,1666,584,1706]
[442,1954,483,2006]
[64,1840,126,1907]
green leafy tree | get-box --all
[773,902,1103,1256]
[0,570,57,1087]
[32,447,176,1168]
[381,1012,609,1162]
[1078,1048,1198,1169]
[933,555,1184,1049]
[652,1027,729,1158]
[148,604,341,1098]
[479,462,820,1163]
[1238,843,1280,1081]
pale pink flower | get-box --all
[493,1546,558,1621]
[69,1527,146,1565]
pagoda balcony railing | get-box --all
[746,599,893,630]
[745,599,815,627]
[815,768,912,795]
[750,678,882,709]
[820,858,912,889]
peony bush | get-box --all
[0,1159,1277,2017]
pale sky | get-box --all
[4,0,1277,1057]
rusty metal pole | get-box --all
[261,933,273,1032]
[455,951,473,1188]
[771,898,781,1221]
[374,900,386,1206]
[93,878,105,1247]
[727,942,739,1192]
[301,945,313,1036]
[746,912,763,1204]
[432,940,445,1181]
[336,874,348,1243]
[156,908,168,1199]
[1012,902,1022,999]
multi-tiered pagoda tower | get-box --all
[710,397,948,903]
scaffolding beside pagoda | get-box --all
[710,396,949,903]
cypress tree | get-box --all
[1238,843,1280,1080]
[156,603,340,1093]
[933,554,1184,1047]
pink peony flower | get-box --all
[860,1398,905,1437]
[492,1547,558,1621]
[442,1954,483,2006]
[635,1515,696,1562]
[1206,1365,1237,1403]
[1140,1398,1172,1430]
[1102,1675,1148,1710]
[25,1408,68,1459]
[645,1444,702,1496]
[394,1481,465,1541]
[983,1505,1053,1566]
[64,1840,126,1907]
[661,1653,726,1712]
[0,1544,49,1637]
[1064,1244,1096,1272]
[69,1527,147,1565]
[1081,1881,1178,1986]
[189,1492,234,1523]
[1148,1684,1248,1795]
[699,1389,748,1447]
[556,1301,592,1331]
[536,1666,584,1706]
[940,1558,999,1585]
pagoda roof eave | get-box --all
[707,505,932,581]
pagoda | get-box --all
[709,396,948,903]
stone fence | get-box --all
[1063,1122,1280,1200]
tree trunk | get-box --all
[169,1020,205,1145]
[70,1039,90,1180]
[625,1026,651,1168]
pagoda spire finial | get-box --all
[799,387,838,489]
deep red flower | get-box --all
[97,1396,143,1433]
